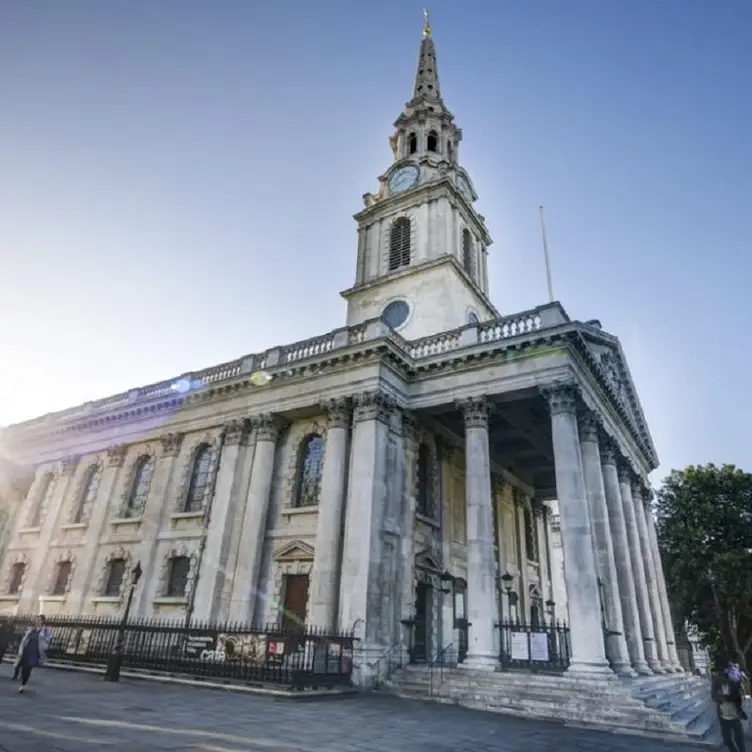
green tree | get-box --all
[655,463,752,672]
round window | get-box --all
[381,300,410,330]
[468,311,479,325]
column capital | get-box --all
[352,390,395,424]
[60,455,79,476]
[106,445,128,468]
[224,418,251,446]
[617,460,636,485]
[160,432,184,458]
[321,397,351,429]
[456,396,488,429]
[253,414,285,442]
[599,435,619,466]
[541,381,580,416]
[577,408,602,444]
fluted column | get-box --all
[308,398,351,631]
[633,484,671,672]
[600,443,651,674]
[228,414,283,624]
[339,390,392,648]
[192,419,252,621]
[645,503,684,671]
[456,397,498,669]
[578,412,634,676]
[543,384,611,675]
[619,464,661,672]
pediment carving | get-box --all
[414,549,440,572]
[273,540,315,562]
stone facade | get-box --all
[0,20,681,686]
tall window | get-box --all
[124,455,154,518]
[294,434,324,508]
[184,444,212,513]
[426,130,438,152]
[524,505,539,562]
[8,562,25,595]
[103,558,126,597]
[166,556,191,597]
[416,443,433,518]
[29,473,54,528]
[408,132,417,154]
[389,217,411,271]
[462,229,473,276]
[52,561,72,596]
[74,465,102,523]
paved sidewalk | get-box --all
[0,668,715,751]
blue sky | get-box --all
[0,1,749,480]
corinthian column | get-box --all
[632,484,671,672]
[228,414,284,623]
[578,411,634,676]
[619,464,661,672]
[308,398,351,630]
[543,383,611,675]
[600,442,651,675]
[644,503,684,671]
[456,397,498,670]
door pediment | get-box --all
[273,540,315,563]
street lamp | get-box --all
[545,599,556,624]
[500,571,518,622]
[104,561,142,683]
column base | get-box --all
[458,653,498,671]
[633,661,654,676]
[612,662,638,678]
[647,660,665,674]
[566,660,614,677]
[660,663,675,673]
[671,663,685,673]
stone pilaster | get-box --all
[228,414,284,623]
[578,412,634,676]
[644,502,684,671]
[134,432,185,616]
[600,442,651,675]
[455,396,498,670]
[618,464,661,672]
[542,383,611,675]
[66,445,128,613]
[633,485,671,672]
[192,419,252,621]
[308,398,351,630]
[339,390,393,664]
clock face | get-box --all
[388,165,419,194]
[457,175,473,202]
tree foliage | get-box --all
[655,463,752,671]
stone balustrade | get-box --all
[7,302,572,432]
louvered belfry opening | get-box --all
[389,217,411,270]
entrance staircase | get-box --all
[385,664,721,745]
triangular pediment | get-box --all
[581,328,657,466]
[415,549,441,572]
[273,540,315,562]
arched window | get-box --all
[462,229,473,276]
[294,434,324,507]
[416,443,434,518]
[74,465,102,523]
[524,505,539,562]
[408,132,417,154]
[426,130,438,152]
[184,444,212,513]
[166,556,191,597]
[389,217,411,270]
[124,455,154,518]
[28,472,54,528]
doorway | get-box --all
[412,580,432,662]
[282,574,309,653]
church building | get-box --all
[0,16,682,685]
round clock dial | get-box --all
[388,165,419,194]
[457,174,473,202]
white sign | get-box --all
[530,632,549,662]
[510,632,529,661]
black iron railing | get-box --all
[498,620,570,673]
[429,641,458,696]
[0,614,355,689]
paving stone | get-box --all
[0,668,716,751]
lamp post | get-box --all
[105,561,142,683]
[545,598,556,625]
[500,571,518,622]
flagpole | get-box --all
[539,205,555,303]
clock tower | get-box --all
[341,14,499,340]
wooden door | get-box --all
[283,574,309,638]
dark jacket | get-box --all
[711,673,745,720]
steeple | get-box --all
[412,9,441,102]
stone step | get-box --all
[648,682,709,712]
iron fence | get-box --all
[498,619,571,673]
[0,613,355,689]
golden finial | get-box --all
[423,8,431,38]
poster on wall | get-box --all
[530,632,550,662]
[510,632,529,661]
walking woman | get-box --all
[712,658,748,752]
[13,615,51,693]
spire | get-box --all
[413,9,441,101]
